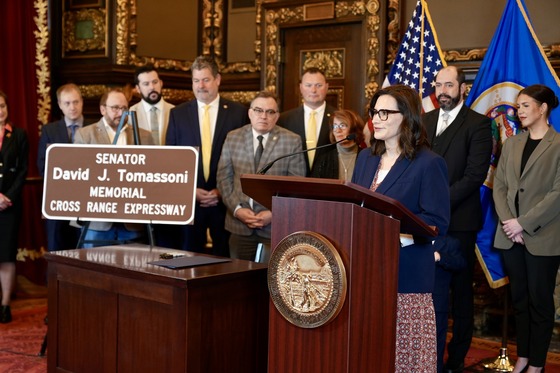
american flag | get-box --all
[383,0,446,112]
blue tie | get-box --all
[70,124,78,143]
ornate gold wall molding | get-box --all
[116,0,260,74]
[263,1,381,101]
[34,0,50,131]
[63,7,107,56]
[77,84,256,105]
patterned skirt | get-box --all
[395,293,437,373]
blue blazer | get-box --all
[352,147,450,293]
[165,97,248,191]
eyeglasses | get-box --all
[104,105,128,113]
[368,108,401,121]
[331,123,348,130]
[251,107,278,116]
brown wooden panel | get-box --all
[46,245,269,373]
[186,272,269,372]
[117,293,186,372]
[57,281,118,373]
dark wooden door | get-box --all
[280,21,366,116]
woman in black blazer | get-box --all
[493,84,560,373]
[310,109,364,181]
[0,90,29,323]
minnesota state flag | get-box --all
[466,0,560,288]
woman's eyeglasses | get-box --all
[331,123,348,130]
[368,108,401,121]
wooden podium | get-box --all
[45,244,269,373]
[241,175,437,373]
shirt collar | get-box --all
[303,102,326,116]
[64,116,84,127]
[197,95,220,110]
[140,99,163,113]
[442,100,464,120]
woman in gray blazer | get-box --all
[493,84,560,373]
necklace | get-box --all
[338,144,357,181]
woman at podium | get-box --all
[352,84,450,372]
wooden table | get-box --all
[45,244,269,373]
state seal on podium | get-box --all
[268,231,347,328]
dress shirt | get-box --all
[197,96,220,142]
[436,101,464,136]
[303,102,326,141]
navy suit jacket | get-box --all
[165,97,249,191]
[37,119,71,176]
[352,147,450,293]
[423,105,492,231]
[278,104,336,175]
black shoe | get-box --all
[0,305,12,323]
[443,362,464,373]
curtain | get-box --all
[0,0,50,285]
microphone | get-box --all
[257,133,357,175]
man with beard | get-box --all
[166,56,248,256]
[423,66,492,373]
[130,65,175,145]
[74,88,154,247]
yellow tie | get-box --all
[201,105,212,181]
[306,111,318,167]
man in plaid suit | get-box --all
[217,91,306,260]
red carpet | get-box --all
[0,304,47,373]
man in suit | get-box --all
[423,66,493,373]
[278,67,336,175]
[74,88,154,247]
[37,83,85,251]
[166,56,249,255]
[129,64,175,145]
[217,91,306,260]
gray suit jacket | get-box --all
[74,120,155,146]
[73,119,154,231]
[217,124,306,237]
[129,99,175,144]
[493,128,560,255]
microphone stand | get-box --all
[257,134,356,175]
[479,285,515,372]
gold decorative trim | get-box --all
[63,8,107,56]
[220,91,258,105]
[34,0,50,132]
[301,49,345,79]
[264,1,380,101]
[78,84,110,99]
[78,84,200,104]
[116,0,260,74]
[328,87,344,109]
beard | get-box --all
[142,90,162,105]
[437,93,461,111]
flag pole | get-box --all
[479,286,515,372]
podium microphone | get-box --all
[257,133,357,175]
